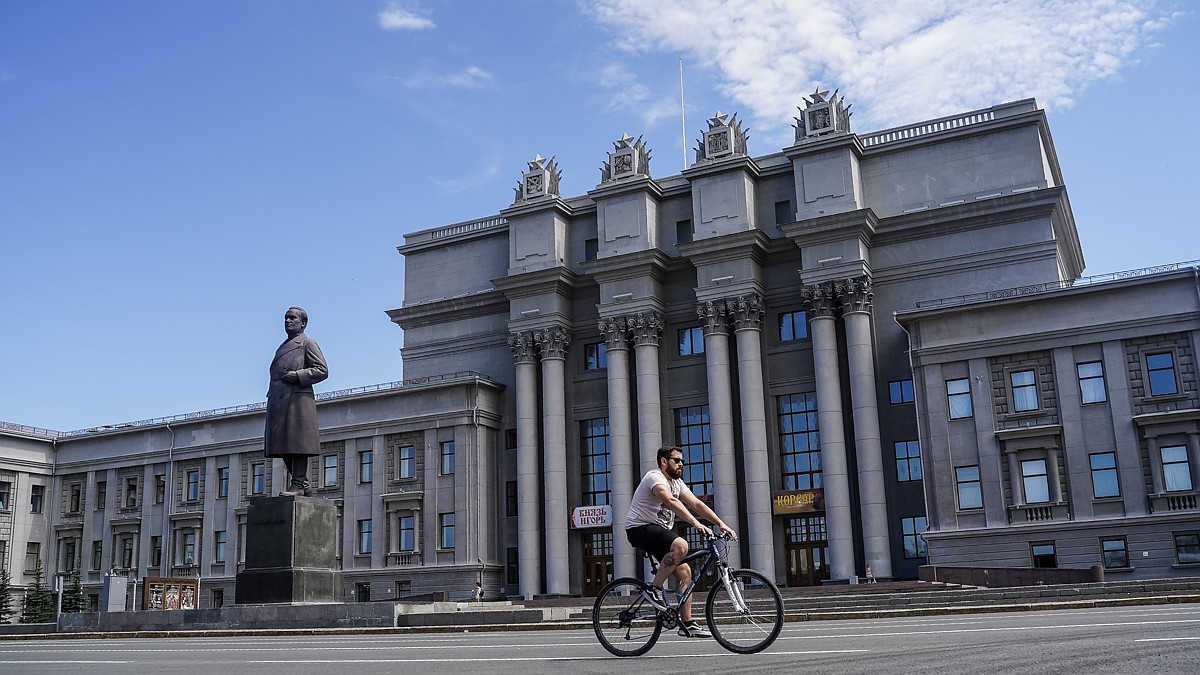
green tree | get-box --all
[0,567,13,624]
[60,568,87,613]
[18,561,54,623]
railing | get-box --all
[0,420,63,439]
[47,371,495,438]
[858,100,1034,148]
[916,260,1200,309]
[429,216,506,239]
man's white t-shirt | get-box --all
[625,468,691,530]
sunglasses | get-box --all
[668,457,685,465]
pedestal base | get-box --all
[235,568,343,605]
[235,495,341,604]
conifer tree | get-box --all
[0,567,13,624]
[18,561,54,623]
[61,567,87,614]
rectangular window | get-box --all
[584,343,608,370]
[779,310,808,341]
[774,199,792,226]
[584,238,598,261]
[1089,452,1120,498]
[1021,458,1051,504]
[506,547,519,585]
[1077,361,1107,404]
[150,536,162,567]
[217,468,229,498]
[69,484,82,513]
[1162,445,1194,492]
[440,441,455,475]
[155,474,166,504]
[0,481,9,510]
[580,418,611,506]
[357,519,373,554]
[26,542,40,571]
[120,536,134,568]
[505,480,518,517]
[956,466,983,509]
[676,219,693,245]
[182,531,196,565]
[1146,352,1179,396]
[91,541,103,570]
[251,462,266,495]
[212,589,224,609]
[398,515,415,552]
[96,481,106,509]
[396,580,412,598]
[1101,538,1129,569]
[398,446,415,479]
[1010,369,1038,412]
[124,476,139,508]
[29,485,44,513]
[1032,542,1057,568]
[322,454,339,488]
[901,516,927,559]
[0,541,6,571]
[675,405,714,495]
[62,540,77,572]
[778,393,820,491]
[947,379,973,419]
[678,326,704,356]
[1175,533,1200,564]
[186,470,200,501]
[359,450,373,483]
[889,379,914,404]
[439,512,455,549]
[895,441,922,482]
[214,531,227,563]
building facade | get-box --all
[5,92,1192,611]
[897,266,1200,576]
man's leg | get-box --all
[285,455,310,494]
[674,562,695,621]
[653,536,689,591]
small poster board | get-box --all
[142,576,200,610]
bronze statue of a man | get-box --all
[264,306,329,496]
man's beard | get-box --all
[666,462,683,480]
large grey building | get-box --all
[2,92,1195,612]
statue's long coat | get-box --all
[264,333,328,458]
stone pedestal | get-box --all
[235,495,342,604]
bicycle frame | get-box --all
[648,535,749,614]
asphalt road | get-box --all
[2,604,1199,674]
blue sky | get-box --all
[1,1,1195,432]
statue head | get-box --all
[284,306,308,336]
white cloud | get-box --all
[392,65,495,89]
[587,0,1179,139]
[377,3,435,31]
[597,63,679,127]
[430,160,502,194]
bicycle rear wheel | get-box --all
[592,577,662,657]
[705,568,784,654]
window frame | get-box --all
[123,476,139,508]
[1161,445,1194,492]
[251,462,266,496]
[439,441,455,475]
[438,512,455,550]
[0,481,9,511]
[778,310,809,342]
[398,445,416,480]
[29,484,44,514]
[1076,361,1107,404]
[678,326,704,356]
[1031,541,1057,568]
[584,342,608,370]
[359,449,373,484]
[946,378,973,419]
[1089,452,1121,499]
[356,519,373,555]
[1100,537,1129,569]
[889,379,914,404]
[213,531,227,563]
[217,468,229,499]
[895,440,922,482]
[1010,369,1039,413]
[901,516,927,559]
[505,480,518,517]
[1021,458,1051,504]
[185,469,200,502]
[955,465,983,510]
[1175,533,1200,564]
[398,515,416,552]
[321,454,339,488]
[1146,351,1179,397]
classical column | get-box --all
[836,277,892,579]
[535,326,571,596]
[508,332,542,599]
[1007,451,1024,505]
[730,293,776,581]
[1046,447,1063,503]
[630,312,665,474]
[801,283,854,580]
[600,317,636,581]
[699,300,741,568]
[1188,432,1200,493]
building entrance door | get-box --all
[582,529,614,596]
[784,515,830,587]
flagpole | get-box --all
[679,57,687,170]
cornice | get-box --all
[585,174,665,202]
[582,247,673,282]
[681,154,762,182]
[491,265,582,298]
[677,228,772,264]
[780,208,878,248]
[499,195,575,220]
[387,289,508,329]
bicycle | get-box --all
[592,530,784,656]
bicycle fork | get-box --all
[720,566,750,614]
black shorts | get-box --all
[626,524,680,560]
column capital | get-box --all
[801,283,838,319]
[508,331,538,364]
[534,326,571,360]
[697,299,729,336]
[629,311,664,347]
[835,276,873,314]
[730,293,765,331]
[598,316,629,350]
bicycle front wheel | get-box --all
[592,577,663,657]
[705,568,784,654]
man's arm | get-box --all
[678,490,738,541]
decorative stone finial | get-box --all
[695,110,749,163]
[513,154,562,203]
[793,88,852,142]
[600,133,652,182]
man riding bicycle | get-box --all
[624,445,739,638]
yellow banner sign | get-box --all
[772,489,824,515]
